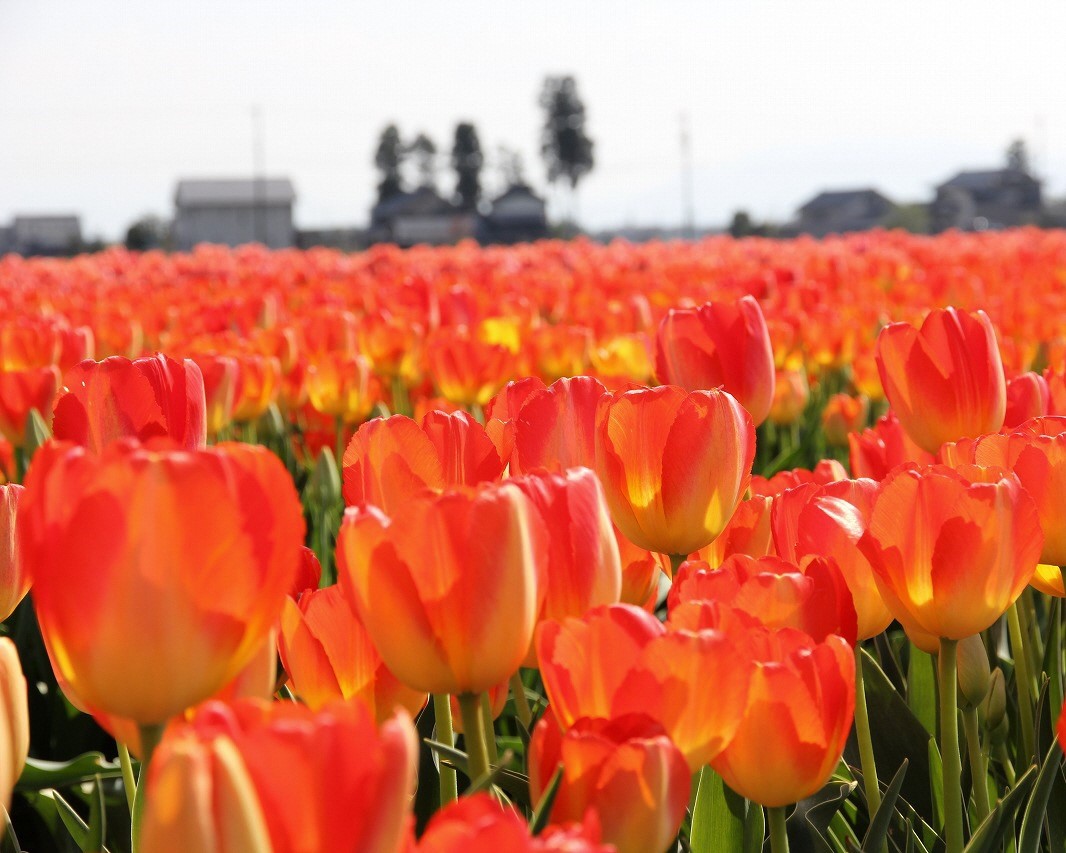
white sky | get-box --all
[2,0,1065,239]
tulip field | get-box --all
[2,228,1066,852]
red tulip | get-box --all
[529,710,690,853]
[876,307,1006,453]
[655,296,775,426]
[0,366,60,447]
[848,412,935,481]
[53,354,206,452]
[0,485,29,621]
[510,376,606,475]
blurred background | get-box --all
[2,0,1065,253]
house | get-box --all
[0,215,82,256]
[369,186,476,247]
[931,168,1042,232]
[793,189,895,237]
[479,184,549,244]
[172,178,296,250]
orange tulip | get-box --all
[356,309,423,382]
[536,604,751,770]
[655,296,776,426]
[749,459,847,497]
[692,493,775,567]
[305,352,376,424]
[768,366,809,426]
[859,464,1042,639]
[848,412,935,481]
[595,385,755,556]
[19,439,304,724]
[614,524,670,610]
[140,728,272,853]
[668,554,858,644]
[710,625,855,808]
[56,324,95,373]
[426,331,516,408]
[483,377,547,463]
[943,416,1066,594]
[52,354,207,453]
[529,710,690,853]
[414,793,612,852]
[278,584,427,721]
[0,638,29,810]
[510,376,606,475]
[0,485,29,621]
[1004,372,1050,429]
[532,324,592,381]
[150,699,417,853]
[0,320,61,371]
[875,307,1006,454]
[341,412,501,512]
[771,479,891,639]
[231,353,281,423]
[0,365,60,447]
[589,333,654,388]
[821,393,868,448]
[337,483,547,695]
[510,468,621,663]
[189,353,239,436]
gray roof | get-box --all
[939,169,1035,191]
[175,178,296,207]
[799,188,892,214]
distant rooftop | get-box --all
[175,178,296,207]
[939,168,1037,191]
[799,188,892,214]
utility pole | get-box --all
[679,112,695,240]
[252,105,265,244]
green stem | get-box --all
[961,706,990,825]
[480,693,498,765]
[334,416,346,466]
[432,694,458,805]
[14,446,26,484]
[1051,585,1064,717]
[939,639,964,853]
[1006,603,1036,760]
[510,670,532,729]
[854,647,883,821]
[994,742,1016,787]
[130,723,165,853]
[118,742,137,814]
[767,806,789,853]
[458,692,491,784]
[669,553,687,577]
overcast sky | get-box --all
[3,0,1064,239]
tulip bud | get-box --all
[956,634,991,709]
[983,668,1007,732]
[0,638,29,809]
[140,733,272,853]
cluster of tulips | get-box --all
[0,232,1065,852]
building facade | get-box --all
[172,178,296,250]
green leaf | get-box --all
[17,754,123,791]
[1017,742,1063,853]
[690,767,744,853]
[963,764,1037,853]
[529,766,562,836]
[803,780,858,853]
[907,648,938,736]
[743,800,764,853]
[1,804,22,853]
[52,790,90,850]
[87,774,106,853]
[424,739,530,802]
[23,407,51,460]
[862,758,908,851]
[927,738,944,834]
[858,649,936,823]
